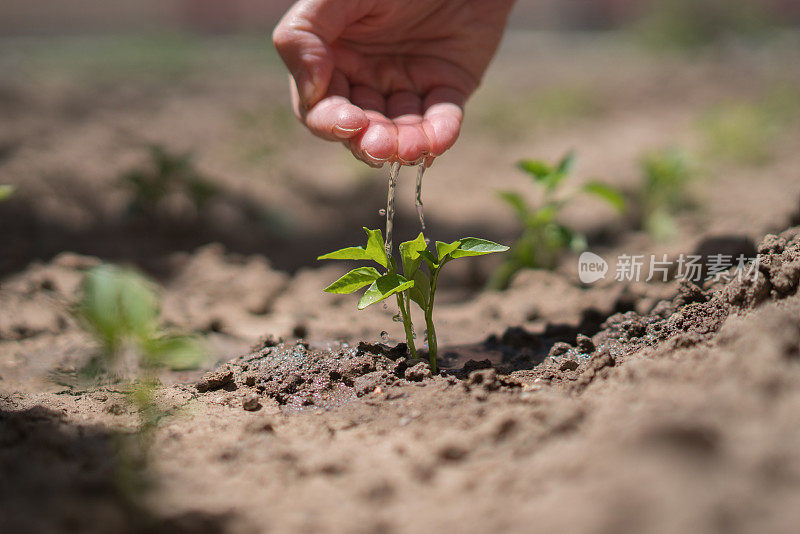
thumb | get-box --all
[272,1,359,109]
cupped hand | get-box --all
[273,0,515,166]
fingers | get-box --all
[286,73,465,164]
[294,71,368,141]
[341,87,465,166]
[347,87,396,166]
[421,87,466,157]
[387,92,429,165]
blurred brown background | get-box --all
[3,0,799,35]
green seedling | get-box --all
[77,264,203,431]
[637,148,695,241]
[76,264,204,496]
[122,145,218,215]
[319,229,508,373]
[0,185,14,201]
[78,264,203,372]
[490,152,626,289]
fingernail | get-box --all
[298,78,317,110]
[363,149,388,166]
[333,125,363,139]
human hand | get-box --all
[273,0,515,166]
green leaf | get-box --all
[357,274,414,310]
[317,247,371,262]
[545,173,567,192]
[317,229,388,268]
[497,191,528,220]
[419,250,440,269]
[143,336,204,371]
[80,266,125,351]
[323,267,382,294]
[528,204,559,226]
[582,181,626,213]
[518,159,553,180]
[0,185,15,202]
[118,271,160,341]
[399,233,428,277]
[79,265,160,353]
[409,271,431,308]
[363,228,388,268]
[450,238,510,258]
[557,151,576,175]
[436,240,461,261]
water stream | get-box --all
[415,163,427,232]
[384,161,400,257]
[384,161,428,257]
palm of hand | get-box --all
[274,0,514,165]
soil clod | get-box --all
[196,366,234,392]
[242,393,261,411]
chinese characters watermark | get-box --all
[579,252,760,284]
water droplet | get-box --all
[423,330,429,343]
[378,209,386,216]
[392,313,402,323]
[380,331,389,342]
[382,302,388,310]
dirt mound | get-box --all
[196,228,800,406]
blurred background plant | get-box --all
[634,148,697,241]
[122,144,219,217]
[77,263,204,376]
[490,152,626,289]
[76,264,204,494]
[699,84,800,166]
[0,185,14,201]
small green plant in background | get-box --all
[490,152,626,290]
[76,264,204,495]
[79,265,203,372]
[0,185,14,201]
[699,86,800,166]
[78,264,203,427]
[319,229,508,373]
[637,148,696,241]
[122,145,218,215]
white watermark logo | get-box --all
[578,251,609,284]
[578,252,761,284]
